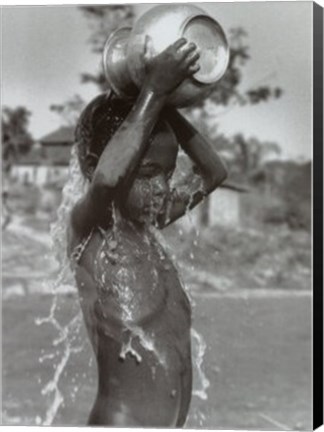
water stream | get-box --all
[35,146,210,426]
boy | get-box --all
[68,38,227,426]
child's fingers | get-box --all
[188,63,200,74]
[185,51,200,65]
[144,35,154,63]
[177,42,199,61]
[173,38,188,50]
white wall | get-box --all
[209,189,240,226]
[11,165,69,186]
[178,189,240,232]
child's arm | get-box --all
[71,39,200,237]
[157,108,228,228]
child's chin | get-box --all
[133,211,158,226]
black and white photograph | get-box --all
[1,1,322,429]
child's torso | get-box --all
[72,221,191,330]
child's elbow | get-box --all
[223,165,229,182]
[219,162,228,183]
[90,173,116,202]
[210,163,228,191]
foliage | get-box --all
[7,183,40,215]
[164,221,311,290]
[49,6,135,121]
[79,5,135,91]
[50,95,86,127]
[176,121,281,185]
[189,27,282,108]
[226,134,281,181]
[180,27,283,184]
[251,160,311,230]
[2,106,33,172]
[79,6,282,105]
[77,6,285,195]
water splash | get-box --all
[51,145,89,268]
[35,280,85,423]
[35,146,88,425]
[150,226,195,307]
[119,334,142,364]
[192,410,207,428]
[170,156,211,405]
[125,323,166,367]
[151,225,210,403]
[35,144,211,426]
[191,327,210,400]
[35,262,85,425]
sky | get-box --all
[2,2,313,159]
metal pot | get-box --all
[103,4,229,107]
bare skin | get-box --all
[68,38,227,427]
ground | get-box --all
[1,214,312,429]
[2,293,312,429]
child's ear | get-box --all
[84,153,99,179]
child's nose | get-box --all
[153,176,168,196]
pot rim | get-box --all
[181,14,230,85]
[102,26,133,99]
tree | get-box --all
[50,94,86,126]
[257,160,311,230]
[49,6,135,124]
[78,7,284,227]
[182,26,283,193]
[79,5,135,91]
[78,7,284,206]
[2,106,33,172]
[199,27,282,108]
[79,7,281,104]
[228,134,281,182]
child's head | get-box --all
[75,91,179,224]
[76,92,133,180]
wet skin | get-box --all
[70,124,192,427]
[68,38,227,427]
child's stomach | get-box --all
[75,225,191,330]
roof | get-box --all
[15,146,71,166]
[221,181,249,193]
[15,150,43,165]
[39,126,75,144]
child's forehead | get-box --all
[143,122,178,172]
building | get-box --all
[38,126,74,164]
[11,125,248,228]
[179,181,249,230]
[11,126,74,186]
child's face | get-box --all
[84,119,178,225]
[122,121,178,225]
[123,163,171,224]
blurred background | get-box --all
[2,3,312,429]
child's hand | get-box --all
[144,37,200,96]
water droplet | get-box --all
[191,328,210,401]
[109,240,117,250]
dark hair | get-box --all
[75,91,133,176]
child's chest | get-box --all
[76,227,182,324]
